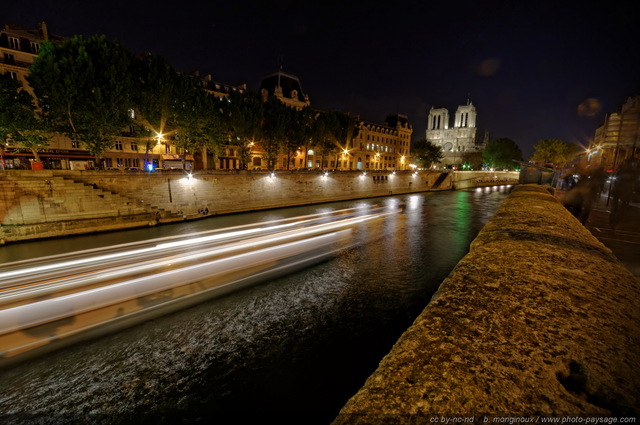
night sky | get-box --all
[5,0,640,158]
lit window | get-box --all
[8,37,19,50]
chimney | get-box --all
[38,21,49,41]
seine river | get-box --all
[0,186,512,425]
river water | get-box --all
[0,186,512,425]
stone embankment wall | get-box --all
[333,185,640,422]
[0,172,161,243]
[0,169,518,243]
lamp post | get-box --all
[343,148,349,170]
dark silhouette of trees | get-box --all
[0,72,48,164]
[483,138,523,170]
[531,138,579,169]
[28,35,136,167]
[411,138,443,168]
[221,90,264,170]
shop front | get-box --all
[0,148,96,170]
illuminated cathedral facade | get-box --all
[425,101,485,167]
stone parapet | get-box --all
[333,185,640,422]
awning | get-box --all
[2,151,95,159]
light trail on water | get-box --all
[0,206,399,367]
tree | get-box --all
[129,53,184,168]
[530,138,579,169]
[172,74,216,168]
[334,111,360,169]
[312,111,341,169]
[283,106,313,169]
[0,72,49,163]
[131,52,182,144]
[221,90,264,169]
[28,35,136,167]
[411,139,443,168]
[261,95,290,171]
[460,151,484,170]
[483,138,523,170]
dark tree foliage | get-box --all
[312,111,343,169]
[283,106,314,170]
[221,90,264,169]
[411,138,443,168]
[28,35,136,165]
[173,74,223,162]
[261,95,291,171]
[0,72,48,162]
[483,138,523,170]
[460,151,485,170]
[131,53,182,139]
[530,138,579,168]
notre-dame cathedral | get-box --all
[425,101,487,167]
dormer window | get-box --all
[291,89,298,99]
[8,37,19,50]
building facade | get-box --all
[425,101,484,167]
[0,22,246,171]
[343,114,413,171]
[279,113,413,171]
[256,68,412,171]
[0,22,99,170]
[591,95,640,170]
[2,22,412,173]
[259,68,310,111]
[0,22,66,96]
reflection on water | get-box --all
[0,186,512,425]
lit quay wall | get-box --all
[0,169,518,243]
[333,184,640,422]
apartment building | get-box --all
[591,96,640,169]
[2,22,413,172]
[340,114,413,171]
[0,22,96,170]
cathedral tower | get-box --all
[426,101,481,166]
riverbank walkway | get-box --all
[555,188,640,277]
